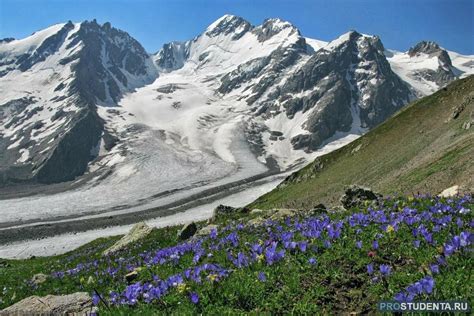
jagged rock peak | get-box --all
[408,40,452,68]
[205,14,252,39]
[408,40,443,56]
[324,30,384,52]
[154,41,190,72]
[253,18,300,42]
[0,37,15,43]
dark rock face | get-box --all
[154,41,190,72]
[340,185,382,209]
[408,41,455,87]
[252,18,299,42]
[178,222,197,240]
[36,108,102,184]
[68,20,154,104]
[277,31,411,151]
[311,203,327,214]
[0,37,15,44]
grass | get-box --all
[249,76,474,210]
[0,195,472,314]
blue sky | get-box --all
[0,0,472,54]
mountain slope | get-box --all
[250,75,474,209]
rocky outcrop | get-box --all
[103,222,152,255]
[196,224,218,236]
[438,185,460,198]
[0,292,94,315]
[340,185,382,209]
[178,222,197,240]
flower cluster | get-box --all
[45,194,472,310]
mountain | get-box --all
[0,15,472,217]
[250,75,474,210]
[386,40,472,96]
[0,20,157,185]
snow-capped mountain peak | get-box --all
[385,40,469,96]
[323,30,384,53]
[205,14,252,39]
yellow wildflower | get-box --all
[177,283,188,293]
[208,274,218,282]
[386,225,395,233]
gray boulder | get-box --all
[0,292,94,315]
[196,224,218,236]
[103,222,152,255]
[340,185,382,209]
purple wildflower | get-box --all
[372,240,379,250]
[92,293,100,306]
[430,264,440,274]
[189,292,199,304]
[380,264,391,276]
[367,263,374,275]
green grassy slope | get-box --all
[250,76,474,210]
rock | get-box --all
[248,216,267,226]
[211,204,239,221]
[269,209,297,221]
[0,260,10,268]
[196,224,218,236]
[214,204,237,216]
[340,185,382,210]
[30,273,48,286]
[438,185,460,198]
[0,292,94,315]
[351,144,362,154]
[311,203,327,214]
[250,209,265,214]
[178,222,197,240]
[103,222,152,256]
[124,271,139,283]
